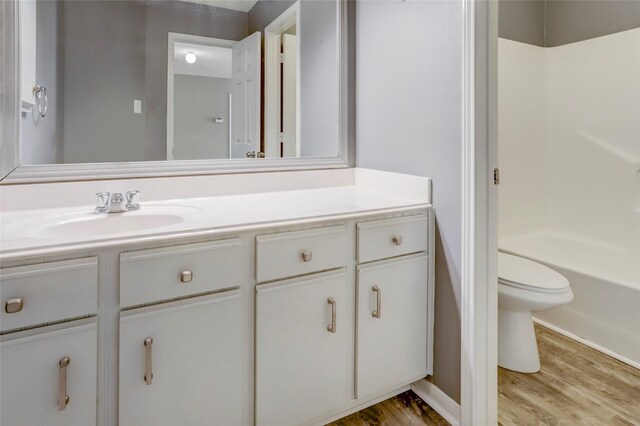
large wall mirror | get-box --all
[2,0,351,182]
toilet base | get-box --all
[498,308,540,373]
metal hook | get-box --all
[32,85,47,118]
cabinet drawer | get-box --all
[1,258,98,332]
[255,225,348,283]
[1,318,97,426]
[357,215,428,263]
[120,239,241,308]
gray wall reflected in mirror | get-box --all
[20,0,339,165]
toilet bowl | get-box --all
[498,252,573,373]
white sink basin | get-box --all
[23,205,203,239]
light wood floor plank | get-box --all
[327,391,449,426]
[498,325,640,426]
[329,325,639,425]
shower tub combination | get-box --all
[500,232,640,369]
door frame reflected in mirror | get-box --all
[0,0,353,184]
[264,2,300,159]
[166,32,236,161]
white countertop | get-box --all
[0,169,432,260]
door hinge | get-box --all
[493,167,500,185]
[279,132,285,143]
[279,53,285,63]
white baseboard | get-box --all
[411,379,460,426]
[533,318,640,370]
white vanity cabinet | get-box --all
[1,206,434,426]
[1,319,98,426]
[0,258,99,426]
[118,240,245,426]
[356,254,430,398]
[255,270,355,426]
[355,215,433,399]
[118,291,243,426]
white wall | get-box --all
[499,29,640,280]
[356,0,463,402]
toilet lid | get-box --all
[498,252,570,293]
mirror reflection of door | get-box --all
[169,32,261,161]
[264,3,299,159]
[282,31,298,158]
[231,32,262,159]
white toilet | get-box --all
[498,252,573,373]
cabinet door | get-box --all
[357,254,430,398]
[1,319,97,426]
[256,270,354,426]
[119,291,243,426]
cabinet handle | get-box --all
[180,270,193,283]
[327,297,336,333]
[5,297,23,314]
[301,251,313,262]
[372,285,382,318]
[144,337,154,385]
[392,236,403,246]
[58,357,70,411]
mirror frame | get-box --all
[0,0,354,184]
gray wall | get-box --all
[62,0,148,163]
[546,0,640,47]
[299,0,339,158]
[173,75,231,160]
[22,0,64,165]
[61,0,247,164]
[248,0,296,34]
[356,0,463,402]
[499,0,640,47]
[498,0,545,47]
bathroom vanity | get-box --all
[0,169,435,426]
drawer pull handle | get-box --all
[327,297,336,333]
[58,357,70,411]
[301,251,313,262]
[372,285,382,318]
[5,297,23,314]
[180,270,193,283]
[144,337,154,385]
[392,236,403,246]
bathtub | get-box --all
[500,232,640,369]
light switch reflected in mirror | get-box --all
[19,0,340,165]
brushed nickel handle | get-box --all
[301,251,313,262]
[327,297,336,333]
[58,357,70,411]
[180,270,193,283]
[144,337,153,385]
[392,236,403,246]
[372,285,382,319]
[5,297,23,314]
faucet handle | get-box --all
[126,190,140,211]
[94,192,110,213]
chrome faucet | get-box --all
[94,190,141,213]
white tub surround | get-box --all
[0,168,435,426]
[0,168,431,260]
[499,29,640,367]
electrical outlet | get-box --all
[134,99,142,114]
